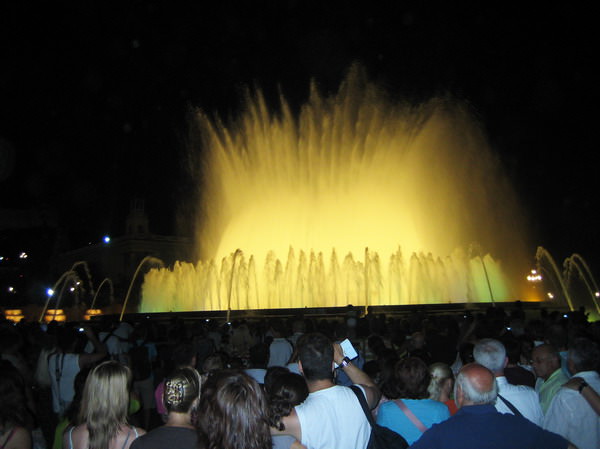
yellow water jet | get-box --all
[141,67,530,312]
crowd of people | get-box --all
[1,302,599,449]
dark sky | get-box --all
[1,2,598,269]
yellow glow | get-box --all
[44,309,66,323]
[4,309,24,323]
[142,68,531,312]
[84,309,102,320]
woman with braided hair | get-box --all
[130,367,201,449]
[265,371,308,449]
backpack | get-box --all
[349,385,408,449]
[129,342,152,381]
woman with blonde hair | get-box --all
[428,362,457,415]
[64,361,145,449]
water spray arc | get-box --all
[69,261,95,299]
[120,256,164,321]
[535,247,574,311]
[564,253,600,315]
[39,270,79,322]
[90,278,115,310]
[226,249,243,323]
[470,244,496,306]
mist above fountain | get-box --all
[141,67,531,312]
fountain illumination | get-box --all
[141,67,531,312]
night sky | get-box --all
[1,3,599,272]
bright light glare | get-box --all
[527,269,542,282]
[547,292,554,299]
[19,252,28,259]
[103,235,111,244]
[46,288,54,297]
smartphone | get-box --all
[340,338,358,359]
[334,338,359,369]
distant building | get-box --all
[52,199,192,308]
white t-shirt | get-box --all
[295,385,371,449]
[495,376,544,426]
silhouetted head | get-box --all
[296,333,333,382]
[568,337,600,374]
[389,357,430,400]
[473,338,507,374]
[531,344,560,380]
[198,370,271,449]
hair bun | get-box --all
[165,379,185,406]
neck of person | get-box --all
[166,411,194,429]
[439,389,451,402]
[307,377,335,393]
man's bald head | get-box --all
[455,363,498,408]
[531,344,560,380]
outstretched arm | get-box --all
[333,342,381,409]
[78,326,107,368]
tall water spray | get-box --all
[141,68,531,312]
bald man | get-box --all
[409,363,575,449]
[531,344,568,413]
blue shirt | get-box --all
[409,404,569,449]
[377,399,450,445]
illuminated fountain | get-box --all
[141,68,531,313]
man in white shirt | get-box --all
[544,337,600,449]
[272,332,381,449]
[474,338,543,425]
